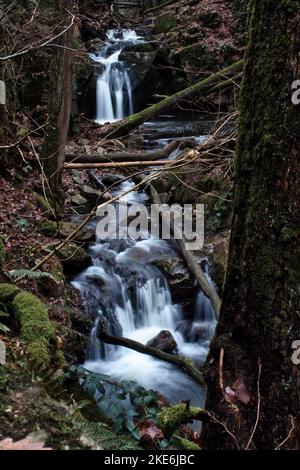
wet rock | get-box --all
[120,44,158,84]
[176,321,207,343]
[147,330,177,353]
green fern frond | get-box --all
[8,269,54,281]
[72,414,142,451]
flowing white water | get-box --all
[73,187,217,405]
[90,29,143,124]
[74,28,217,406]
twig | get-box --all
[245,359,262,450]
[219,347,225,393]
[275,416,296,450]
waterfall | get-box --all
[72,188,217,405]
[90,30,142,124]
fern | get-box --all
[73,414,142,451]
[8,269,54,281]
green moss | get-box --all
[157,404,204,438]
[34,193,51,213]
[154,13,176,33]
[36,219,58,236]
[174,436,201,450]
[179,44,215,69]
[0,283,20,302]
[12,291,55,372]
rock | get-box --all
[147,330,177,353]
[71,194,88,206]
[78,138,91,146]
[81,185,101,204]
[71,170,83,186]
[51,242,91,274]
[37,219,95,242]
[59,222,95,242]
[96,146,105,154]
[37,260,65,299]
[101,173,123,185]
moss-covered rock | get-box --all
[52,243,91,274]
[36,259,65,299]
[12,290,55,372]
[0,283,20,302]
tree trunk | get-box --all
[203,0,300,450]
[42,0,74,216]
[99,61,243,139]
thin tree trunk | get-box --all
[203,0,300,450]
[42,0,74,216]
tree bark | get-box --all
[203,0,300,450]
[42,0,74,216]
[99,60,243,139]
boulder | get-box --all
[52,243,91,274]
[147,330,177,353]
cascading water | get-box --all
[72,188,217,406]
[73,28,218,407]
[90,30,143,124]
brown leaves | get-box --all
[137,420,164,444]
[224,379,251,405]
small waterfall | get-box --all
[72,183,217,405]
[90,29,143,124]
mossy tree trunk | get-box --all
[203,0,300,450]
[42,0,74,217]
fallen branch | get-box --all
[97,320,205,387]
[65,139,188,164]
[100,60,243,139]
[150,184,221,318]
[64,160,174,169]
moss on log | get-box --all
[0,284,55,372]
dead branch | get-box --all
[97,319,205,386]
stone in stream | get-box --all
[147,330,177,353]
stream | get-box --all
[73,29,217,409]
